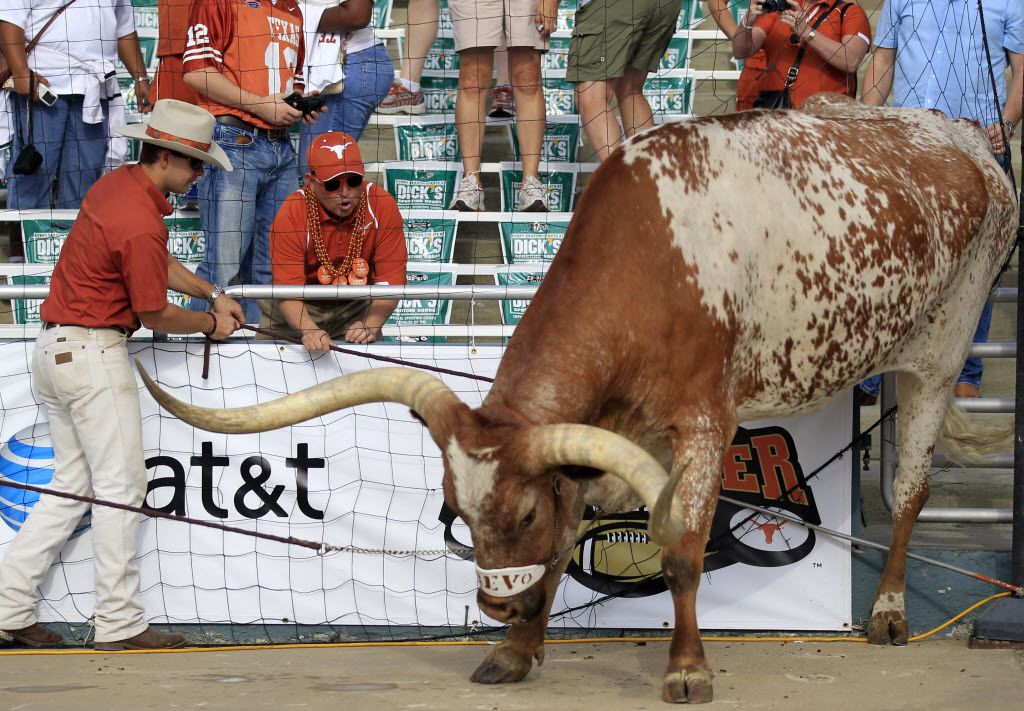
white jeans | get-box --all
[0,325,148,642]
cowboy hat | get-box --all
[118,99,233,172]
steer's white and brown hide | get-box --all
[139,94,1018,704]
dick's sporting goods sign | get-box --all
[395,121,460,161]
[384,271,455,343]
[0,342,851,629]
[499,221,568,264]
[22,216,206,265]
[405,219,457,262]
[384,163,460,210]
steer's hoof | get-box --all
[662,667,714,704]
[470,645,532,684]
[867,611,909,646]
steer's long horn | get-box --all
[524,424,686,547]
[136,362,462,435]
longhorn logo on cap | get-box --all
[321,142,354,159]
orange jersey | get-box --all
[183,0,305,129]
[271,182,408,293]
[157,0,193,57]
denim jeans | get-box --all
[189,122,299,323]
[298,43,393,174]
[6,94,108,209]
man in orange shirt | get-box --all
[0,100,242,651]
[181,0,321,324]
[263,131,407,350]
[153,0,200,104]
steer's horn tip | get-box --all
[648,460,688,547]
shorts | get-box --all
[258,299,369,341]
[566,0,682,83]
[450,0,548,52]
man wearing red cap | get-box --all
[262,131,407,350]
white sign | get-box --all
[0,342,851,630]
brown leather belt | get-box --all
[215,114,289,141]
[42,322,130,336]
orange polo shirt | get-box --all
[41,165,171,332]
[157,0,193,57]
[270,182,408,299]
[755,2,871,108]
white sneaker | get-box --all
[516,174,548,212]
[450,173,485,211]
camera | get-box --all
[760,0,790,12]
[283,91,324,116]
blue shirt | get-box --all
[874,0,1024,125]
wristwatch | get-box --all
[1004,121,1017,138]
[805,29,817,42]
[209,283,225,302]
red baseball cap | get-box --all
[307,131,364,181]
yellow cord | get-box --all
[0,592,1010,656]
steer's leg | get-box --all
[659,424,733,704]
[471,495,586,683]
[867,371,948,645]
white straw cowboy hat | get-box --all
[118,99,233,171]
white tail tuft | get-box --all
[935,398,1013,465]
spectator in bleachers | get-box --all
[448,0,551,211]
[566,0,684,162]
[299,0,391,171]
[731,0,870,110]
[708,0,768,111]
[858,0,1023,401]
[262,131,407,349]
[181,0,321,324]
[377,0,438,114]
[0,0,151,211]
[153,0,200,105]
[0,99,242,651]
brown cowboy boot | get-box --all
[0,622,64,648]
[94,625,186,651]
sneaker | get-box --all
[516,174,548,212]
[377,79,426,115]
[94,625,186,651]
[450,172,485,211]
[488,84,515,119]
[0,622,64,648]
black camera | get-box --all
[760,0,790,12]
[284,91,325,116]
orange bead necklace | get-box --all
[304,183,369,286]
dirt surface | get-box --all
[0,639,1022,710]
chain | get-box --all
[321,542,475,558]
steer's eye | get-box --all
[521,508,536,528]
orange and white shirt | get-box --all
[271,183,408,297]
[184,0,305,129]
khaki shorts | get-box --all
[450,0,549,52]
[257,299,369,341]
[566,0,682,82]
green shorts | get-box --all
[257,299,369,341]
[566,0,683,83]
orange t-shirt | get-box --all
[157,0,193,57]
[271,182,408,299]
[755,2,871,108]
[41,165,171,332]
[183,0,305,129]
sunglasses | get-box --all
[317,174,363,192]
[170,149,204,171]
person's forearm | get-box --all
[317,0,373,33]
[861,49,895,106]
[117,33,148,80]
[809,36,865,73]
[279,299,321,332]
[167,255,216,300]
[184,67,265,112]
[141,303,215,335]
[0,21,29,79]
[1002,57,1023,126]
[708,0,740,38]
[364,300,398,329]
[731,25,757,59]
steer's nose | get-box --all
[477,592,545,624]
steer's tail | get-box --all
[935,398,1013,465]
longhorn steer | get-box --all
[140,95,1018,703]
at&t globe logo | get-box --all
[0,423,91,537]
